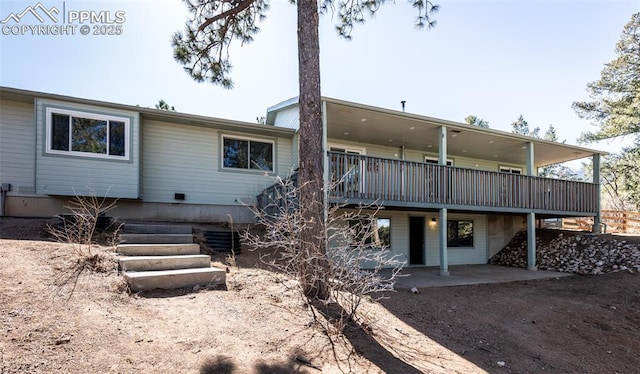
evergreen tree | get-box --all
[171,0,439,299]
[510,115,540,138]
[573,13,640,210]
[464,115,489,128]
[155,100,175,111]
[573,13,640,143]
[510,117,577,180]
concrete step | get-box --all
[117,243,200,256]
[123,223,192,234]
[119,254,211,272]
[119,233,193,244]
[124,267,226,292]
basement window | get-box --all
[46,107,129,160]
[447,220,474,247]
[223,136,274,172]
[349,218,391,249]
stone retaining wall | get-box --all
[489,229,640,275]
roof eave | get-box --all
[0,86,296,138]
[320,96,608,158]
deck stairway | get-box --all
[117,223,225,292]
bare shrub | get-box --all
[47,191,121,299]
[225,214,238,269]
[245,175,404,337]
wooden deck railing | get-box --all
[255,173,299,219]
[328,152,598,214]
[256,152,599,215]
[561,210,640,233]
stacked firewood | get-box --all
[489,230,640,275]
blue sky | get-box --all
[0,0,637,154]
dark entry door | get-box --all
[409,217,425,265]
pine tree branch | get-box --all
[197,0,256,32]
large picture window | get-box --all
[46,108,129,160]
[223,136,274,172]
[447,220,474,247]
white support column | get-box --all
[593,153,601,230]
[438,126,449,276]
[527,212,537,270]
[439,126,447,165]
[526,141,535,176]
[439,208,449,276]
[526,142,537,270]
[321,100,329,187]
[321,100,329,252]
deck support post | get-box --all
[527,212,537,271]
[526,141,537,270]
[592,153,601,231]
[439,125,447,165]
[526,141,535,176]
[321,100,329,252]
[439,208,450,276]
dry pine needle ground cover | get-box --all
[1,217,639,373]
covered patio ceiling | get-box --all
[323,98,605,167]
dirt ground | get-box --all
[1,217,639,373]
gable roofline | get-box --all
[0,86,296,138]
[265,96,299,125]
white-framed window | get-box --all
[222,135,274,172]
[425,156,453,166]
[329,144,366,155]
[329,144,366,192]
[447,220,474,248]
[45,107,130,160]
[349,217,391,249]
[499,166,522,174]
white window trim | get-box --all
[447,219,475,248]
[348,217,392,250]
[376,217,392,250]
[45,107,130,161]
[328,143,366,155]
[221,134,275,172]
[425,156,453,166]
[329,143,366,191]
[499,166,522,174]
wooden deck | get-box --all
[257,152,600,216]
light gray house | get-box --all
[261,97,604,274]
[0,86,604,274]
[0,86,295,223]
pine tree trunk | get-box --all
[297,0,328,300]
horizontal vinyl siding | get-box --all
[35,99,140,198]
[0,100,36,195]
[425,213,488,266]
[273,107,299,129]
[142,120,293,205]
[331,210,409,269]
[330,210,488,268]
[446,213,488,265]
[291,133,299,171]
[424,213,441,266]
[328,138,526,172]
[386,211,408,265]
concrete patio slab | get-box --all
[387,265,573,290]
